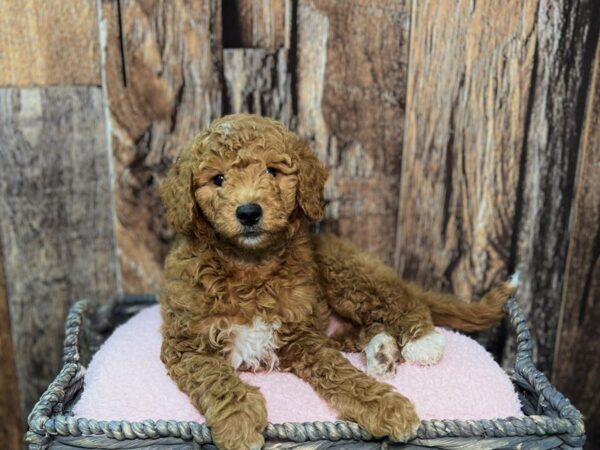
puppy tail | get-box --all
[413,272,521,332]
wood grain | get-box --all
[504,0,600,374]
[0,0,100,86]
[102,0,222,293]
[296,0,410,264]
[0,87,119,415]
[394,0,599,371]
[553,35,600,449]
[1,2,596,433]
[223,0,289,48]
[223,49,293,126]
[394,0,537,330]
[0,242,23,449]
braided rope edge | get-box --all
[26,296,586,448]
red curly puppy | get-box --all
[159,114,519,450]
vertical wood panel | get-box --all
[0,0,100,86]
[394,0,538,338]
[296,0,410,264]
[223,49,293,126]
[0,87,119,414]
[553,36,600,448]
[223,0,288,48]
[103,0,222,293]
[0,242,22,449]
[395,0,599,372]
[505,0,600,374]
[0,3,595,435]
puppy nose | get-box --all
[236,203,262,226]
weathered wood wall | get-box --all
[396,0,600,375]
[0,1,598,448]
[395,0,537,357]
[0,0,101,86]
[296,0,410,264]
[505,0,600,375]
[0,5,119,450]
[0,86,120,411]
[553,34,600,448]
[102,0,222,293]
[0,242,22,450]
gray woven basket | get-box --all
[26,295,585,449]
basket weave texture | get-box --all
[26,295,586,449]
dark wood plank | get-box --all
[223,0,288,48]
[0,242,23,449]
[0,0,99,86]
[223,48,293,126]
[394,0,599,373]
[394,0,538,352]
[296,0,410,264]
[504,0,600,374]
[553,35,600,449]
[102,0,222,293]
[0,87,119,415]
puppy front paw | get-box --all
[401,330,445,365]
[209,390,267,450]
[212,412,265,450]
[355,392,420,442]
[363,332,399,378]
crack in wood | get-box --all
[116,0,128,87]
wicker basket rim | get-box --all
[25,295,586,447]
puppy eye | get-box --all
[212,174,225,186]
[266,167,278,177]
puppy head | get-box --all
[160,114,328,250]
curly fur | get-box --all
[159,114,518,450]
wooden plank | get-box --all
[223,0,289,48]
[553,36,600,449]
[394,0,538,349]
[102,0,222,293]
[0,0,100,86]
[394,0,599,371]
[296,0,410,264]
[0,242,23,449]
[504,0,600,374]
[0,87,119,415]
[223,49,293,126]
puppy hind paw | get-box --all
[363,332,399,379]
[401,330,445,366]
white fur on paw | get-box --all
[508,272,521,288]
[363,332,399,379]
[401,331,445,365]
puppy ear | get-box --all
[294,139,328,222]
[160,153,200,236]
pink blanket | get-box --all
[73,305,522,423]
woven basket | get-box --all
[26,294,585,449]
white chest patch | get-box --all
[230,318,280,371]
